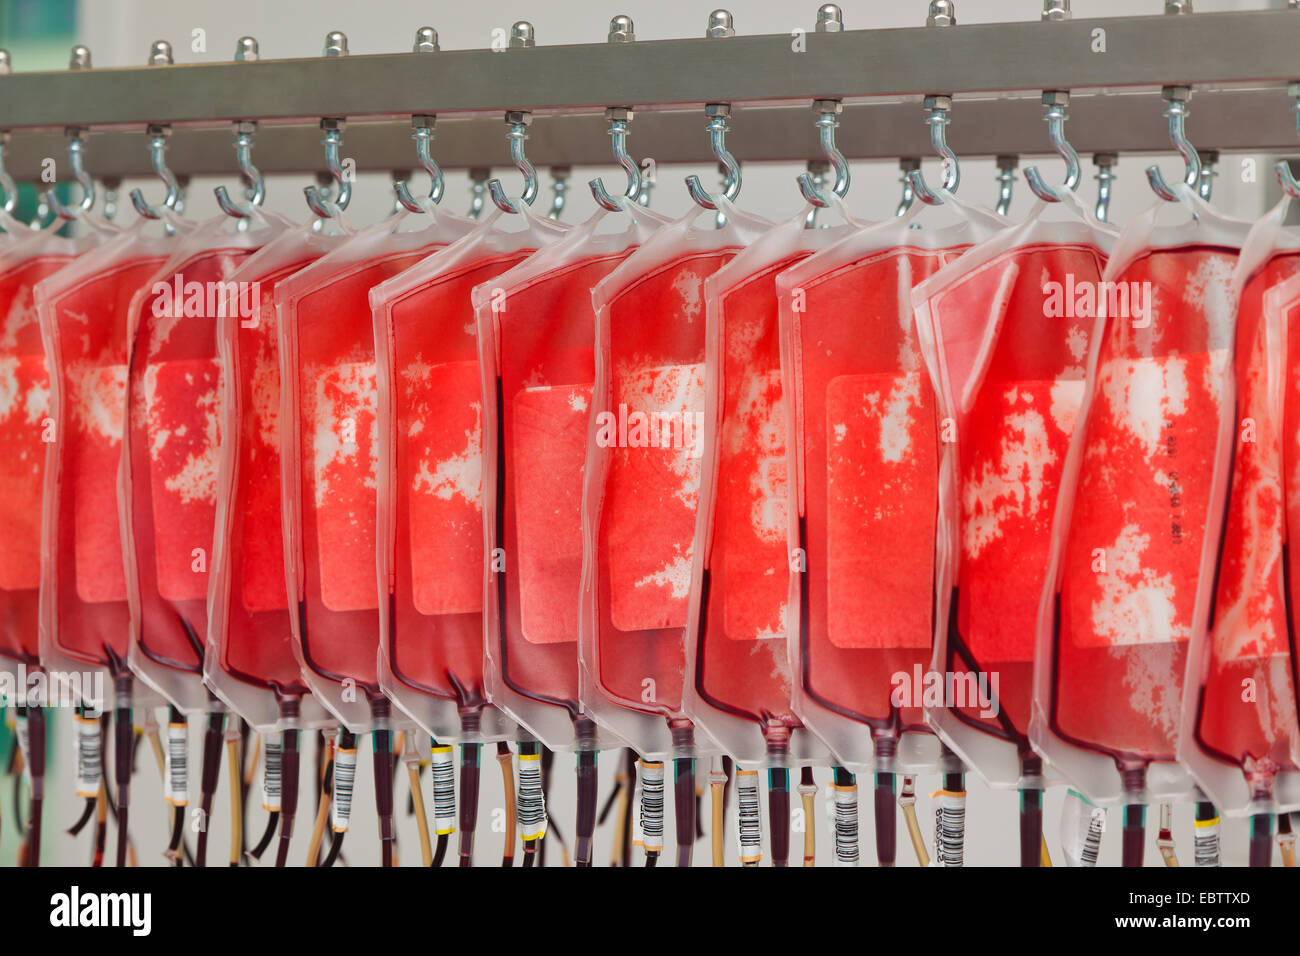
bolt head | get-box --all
[923,94,952,111]
[706,9,735,38]
[1042,0,1070,22]
[608,15,635,42]
[235,37,259,61]
[69,44,91,70]
[926,0,956,27]
[1161,84,1190,101]
[411,113,436,129]
[505,110,533,126]
[812,98,843,114]
[704,102,732,118]
[510,22,536,48]
[1164,0,1192,14]
[413,27,439,53]
[605,106,634,122]
[815,3,844,32]
[1041,89,1070,107]
[148,40,173,66]
[323,31,348,56]
[233,120,258,135]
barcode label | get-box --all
[1194,817,1221,867]
[430,745,456,835]
[75,715,102,798]
[639,760,665,853]
[833,783,859,867]
[262,734,282,811]
[737,768,762,864]
[165,722,189,806]
[331,747,357,833]
[934,789,965,867]
[14,714,30,781]
[516,752,548,841]
[1082,809,1104,867]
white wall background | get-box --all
[1,0,1289,866]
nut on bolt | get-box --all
[412,113,436,130]
[505,110,533,127]
[1161,84,1191,101]
[1042,0,1070,22]
[1289,81,1300,99]
[926,0,956,27]
[706,9,735,38]
[812,98,843,114]
[923,94,952,111]
[1041,90,1070,107]
[816,4,844,32]
[704,103,732,119]
[604,106,634,122]
[233,120,257,136]
[608,15,635,43]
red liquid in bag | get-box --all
[594,251,734,714]
[289,250,440,688]
[1055,247,1236,763]
[697,254,806,724]
[933,243,1105,737]
[43,253,170,667]
[0,255,73,664]
[217,257,322,695]
[494,254,630,711]
[790,247,961,731]
[382,251,534,705]
[1194,253,1300,778]
[127,250,252,673]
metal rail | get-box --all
[2,11,1299,177]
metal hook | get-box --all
[804,161,829,228]
[1024,92,1081,203]
[0,133,16,216]
[214,122,266,219]
[487,112,539,214]
[303,121,351,218]
[1145,86,1200,202]
[45,129,96,221]
[1197,148,1218,202]
[128,126,181,219]
[1093,152,1117,222]
[590,109,641,212]
[896,158,919,217]
[995,156,1017,216]
[797,100,851,208]
[547,167,570,220]
[468,168,490,219]
[907,96,959,205]
[394,118,445,212]
[1275,84,1300,199]
[685,107,742,209]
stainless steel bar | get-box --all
[1,12,1299,132]
[3,88,1294,180]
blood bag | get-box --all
[36,219,187,704]
[779,200,1001,775]
[476,202,667,752]
[278,209,476,731]
[0,225,100,674]
[123,212,290,712]
[374,204,564,743]
[207,222,344,731]
[1032,189,1248,805]
[1177,198,1300,815]
[579,196,770,760]
[914,196,1116,788]
[683,199,859,767]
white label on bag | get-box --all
[261,733,282,811]
[934,789,966,867]
[75,715,102,798]
[1195,817,1221,867]
[737,768,762,864]
[331,747,357,833]
[431,745,456,836]
[833,783,859,867]
[516,752,548,841]
[638,760,665,853]
[14,714,30,781]
[165,722,189,806]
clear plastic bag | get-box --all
[123,211,292,713]
[277,206,477,733]
[36,214,189,708]
[476,201,668,753]
[778,195,1003,777]
[206,220,345,732]
[683,195,861,769]
[579,195,771,762]
[0,223,103,680]
[373,204,565,744]
[914,191,1117,789]
[1176,196,1300,816]
[1031,183,1249,806]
